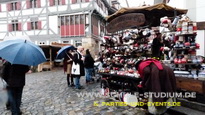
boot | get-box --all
[67,74,70,87]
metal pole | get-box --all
[125,0,129,7]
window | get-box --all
[39,41,45,45]
[12,23,18,31]
[91,16,99,35]
[30,0,37,8]
[70,16,74,25]
[27,21,41,30]
[80,15,85,24]
[63,41,70,44]
[60,14,86,37]
[7,2,21,11]
[49,0,65,6]
[11,2,17,10]
[27,0,41,9]
[31,21,38,30]
[66,16,69,25]
[75,15,80,25]
[72,0,77,4]
[61,16,65,25]
[8,20,21,31]
[56,0,60,5]
[55,0,66,5]
[100,22,105,36]
[75,40,82,47]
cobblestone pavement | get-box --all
[0,68,146,115]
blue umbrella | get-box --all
[56,45,76,59]
[0,39,46,66]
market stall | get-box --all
[37,43,70,71]
[98,2,205,113]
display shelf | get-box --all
[98,73,141,81]
[173,47,197,50]
[176,33,197,36]
[174,63,202,65]
[99,73,142,92]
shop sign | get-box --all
[106,13,145,33]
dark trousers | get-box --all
[67,74,74,86]
[8,87,23,115]
[6,86,10,109]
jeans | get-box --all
[8,87,23,115]
[85,68,94,82]
[74,76,81,89]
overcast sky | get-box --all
[118,0,154,7]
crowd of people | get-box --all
[0,45,102,115]
[63,46,100,89]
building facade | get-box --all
[0,0,116,55]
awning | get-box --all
[106,3,188,29]
[107,3,187,22]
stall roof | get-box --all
[40,43,72,49]
[106,3,188,27]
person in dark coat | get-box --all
[63,50,74,87]
[136,59,176,102]
[84,49,95,84]
[135,59,176,114]
[4,62,30,115]
[151,32,163,58]
[72,46,85,89]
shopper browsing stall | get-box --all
[84,49,95,84]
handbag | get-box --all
[71,53,80,75]
[71,62,80,75]
[0,77,8,105]
[0,77,7,89]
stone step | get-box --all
[166,106,205,115]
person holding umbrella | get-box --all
[0,39,47,115]
[3,61,30,115]
[63,50,74,87]
[56,45,78,88]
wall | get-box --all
[196,0,205,22]
[49,15,58,34]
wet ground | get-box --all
[0,68,146,115]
